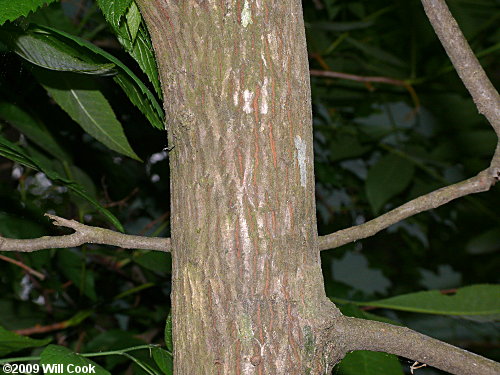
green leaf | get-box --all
[0,133,124,231]
[96,0,133,29]
[337,351,404,375]
[86,330,145,353]
[97,0,162,97]
[152,347,173,375]
[0,27,115,75]
[40,345,111,375]
[0,101,70,161]
[0,326,51,356]
[0,212,45,239]
[366,154,414,214]
[0,134,40,170]
[164,313,173,353]
[332,285,500,321]
[113,72,163,130]
[113,283,155,300]
[57,251,97,301]
[64,310,93,327]
[0,300,46,331]
[32,68,140,161]
[25,1,77,33]
[123,26,162,98]
[66,185,124,232]
[125,2,141,43]
[0,0,58,25]
[134,251,172,274]
[34,24,164,129]
[62,164,99,213]
[330,133,370,162]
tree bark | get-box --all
[133,1,500,374]
[135,0,342,373]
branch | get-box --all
[0,254,45,279]
[0,214,171,253]
[318,0,500,251]
[318,169,498,251]
[336,316,500,375]
[421,0,500,142]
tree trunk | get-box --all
[136,0,342,373]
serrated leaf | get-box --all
[34,25,164,129]
[32,68,140,161]
[125,2,141,43]
[116,23,162,98]
[164,313,173,353]
[152,347,173,375]
[0,0,58,25]
[366,154,414,214]
[0,133,124,232]
[41,345,111,375]
[0,101,70,161]
[0,28,115,75]
[0,326,51,356]
[337,351,404,375]
[331,284,500,321]
[97,0,162,98]
[113,72,163,130]
[96,0,133,30]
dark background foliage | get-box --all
[0,0,498,373]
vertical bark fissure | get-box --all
[137,0,341,373]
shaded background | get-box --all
[0,0,499,373]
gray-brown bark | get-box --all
[135,0,342,373]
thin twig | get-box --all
[0,254,45,280]
[318,169,498,251]
[310,69,420,112]
[0,214,171,253]
[139,211,170,235]
[103,187,140,208]
[14,321,68,336]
